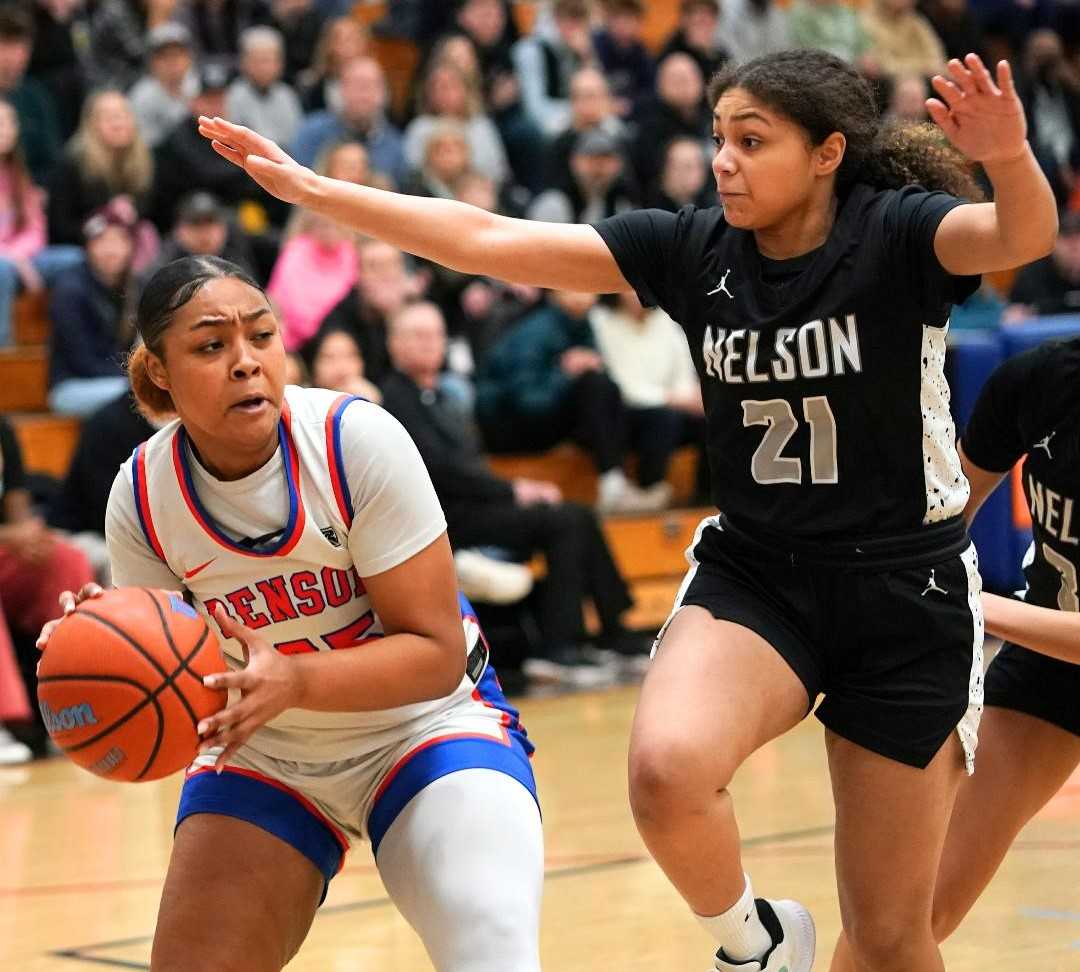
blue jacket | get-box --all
[476,304,597,420]
[48,263,129,387]
[291,112,406,187]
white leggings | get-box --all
[375,768,545,972]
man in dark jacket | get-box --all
[381,301,647,684]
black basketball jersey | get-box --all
[962,337,1080,611]
[595,183,980,540]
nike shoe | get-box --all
[712,899,815,972]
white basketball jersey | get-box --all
[124,386,486,762]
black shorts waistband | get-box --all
[716,513,971,570]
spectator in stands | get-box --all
[49,389,157,584]
[0,4,60,184]
[512,0,595,138]
[1018,29,1080,204]
[226,27,302,147]
[861,0,946,82]
[720,0,790,64]
[47,200,136,416]
[592,0,655,118]
[268,0,321,86]
[646,134,714,211]
[887,74,931,122]
[299,323,380,402]
[27,0,86,139]
[404,58,510,187]
[545,65,625,189]
[291,56,406,187]
[0,99,81,346]
[631,52,712,194]
[155,62,288,230]
[404,119,473,200]
[788,0,874,68]
[296,14,368,112]
[918,0,983,64]
[315,237,427,386]
[268,208,358,350]
[0,413,95,751]
[130,23,200,149]
[88,0,180,90]
[529,128,637,224]
[182,0,275,74]
[1004,209,1080,321]
[477,290,659,515]
[591,289,707,507]
[659,0,730,83]
[142,190,257,285]
[47,89,159,271]
[383,301,644,686]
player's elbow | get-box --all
[428,630,467,698]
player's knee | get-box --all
[628,737,731,824]
[846,910,933,970]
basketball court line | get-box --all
[48,825,836,968]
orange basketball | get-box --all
[37,588,228,782]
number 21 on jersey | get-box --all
[742,396,838,485]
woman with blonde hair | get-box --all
[47,89,159,268]
[297,15,369,113]
[403,60,509,186]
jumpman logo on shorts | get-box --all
[921,569,947,597]
[707,269,734,299]
[1034,430,1056,458]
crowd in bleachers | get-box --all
[2,0,1080,761]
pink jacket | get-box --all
[0,166,45,262]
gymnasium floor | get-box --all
[3,680,1079,971]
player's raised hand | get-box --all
[197,115,316,206]
[197,604,302,771]
[928,55,1028,164]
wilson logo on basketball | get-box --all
[40,700,98,734]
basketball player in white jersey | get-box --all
[39,255,543,972]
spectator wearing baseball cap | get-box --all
[130,23,200,148]
[152,62,289,232]
[46,199,137,417]
[528,127,638,224]
[140,190,257,290]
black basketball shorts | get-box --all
[984,640,1080,736]
[656,514,985,771]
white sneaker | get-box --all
[596,470,664,516]
[712,899,815,972]
[0,726,33,765]
[454,549,534,605]
[523,647,619,688]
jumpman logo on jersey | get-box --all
[1034,430,1056,459]
[707,269,734,299]
[921,569,947,597]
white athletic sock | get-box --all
[695,873,772,963]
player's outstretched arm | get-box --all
[198,116,631,294]
[982,592,1080,665]
[931,54,1058,275]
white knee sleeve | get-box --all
[375,768,544,972]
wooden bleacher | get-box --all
[2,290,82,478]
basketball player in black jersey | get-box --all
[830,335,1080,970]
[199,48,1057,972]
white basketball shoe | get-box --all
[712,899,815,972]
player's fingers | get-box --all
[76,582,104,604]
[946,57,977,96]
[964,52,998,96]
[926,98,958,136]
[996,58,1018,100]
[35,618,61,650]
[930,75,964,109]
[209,139,245,167]
[211,603,258,648]
[202,668,246,693]
[57,589,76,614]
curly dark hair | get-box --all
[707,49,985,201]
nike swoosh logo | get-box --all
[183,558,216,580]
